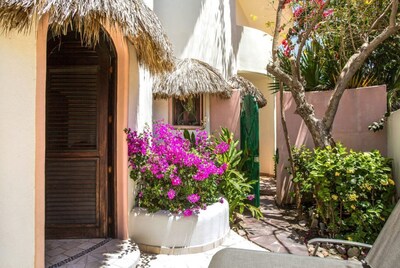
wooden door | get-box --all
[45,31,114,238]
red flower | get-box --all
[314,0,326,7]
[323,8,334,18]
[293,6,304,17]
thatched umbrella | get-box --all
[153,58,233,100]
[0,0,174,74]
[228,75,267,108]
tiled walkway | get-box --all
[238,176,309,255]
[45,239,140,268]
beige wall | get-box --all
[236,0,292,36]
[0,29,37,267]
[276,86,388,204]
[388,110,400,197]
[239,73,276,175]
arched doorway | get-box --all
[45,29,117,239]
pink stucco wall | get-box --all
[209,90,241,141]
[276,85,387,204]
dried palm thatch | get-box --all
[0,0,174,74]
[153,58,233,100]
[228,75,267,108]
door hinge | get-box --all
[108,166,112,174]
[108,115,113,124]
[108,216,113,224]
[109,66,113,74]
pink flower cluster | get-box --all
[125,122,228,216]
[280,0,334,58]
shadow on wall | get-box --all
[180,0,236,78]
[155,0,242,79]
[276,86,388,205]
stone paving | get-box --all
[237,176,309,256]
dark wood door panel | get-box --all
[45,158,103,238]
[45,31,112,239]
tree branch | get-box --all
[389,0,399,27]
[369,1,393,33]
[271,0,286,64]
[289,57,301,88]
[323,18,400,129]
[267,63,302,90]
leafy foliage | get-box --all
[276,0,399,103]
[291,144,396,243]
[215,128,263,223]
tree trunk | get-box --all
[279,83,302,215]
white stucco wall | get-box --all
[127,42,155,233]
[388,110,400,197]
[154,0,237,78]
[237,26,272,75]
[127,43,153,132]
[239,73,276,175]
[0,30,37,267]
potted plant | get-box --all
[125,122,230,254]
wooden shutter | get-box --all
[46,67,99,152]
[46,159,98,225]
[45,32,111,238]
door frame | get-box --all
[35,16,132,266]
[44,28,117,239]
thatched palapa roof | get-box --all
[0,0,174,74]
[228,75,267,108]
[153,58,233,100]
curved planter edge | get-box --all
[129,198,230,255]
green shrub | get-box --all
[215,128,263,223]
[292,144,396,243]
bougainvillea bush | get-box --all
[124,122,229,217]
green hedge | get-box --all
[292,143,396,243]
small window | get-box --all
[172,96,203,127]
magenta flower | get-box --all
[219,198,224,204]
[170,173,182,186]
[221,163,228,171]
[215,142,229,154]
[247,194,255,201]
[138,192,143,198]
[183,209,193,217]
[187,193,200,203]
[167,189,176,200]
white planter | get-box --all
[129,199,230,254]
